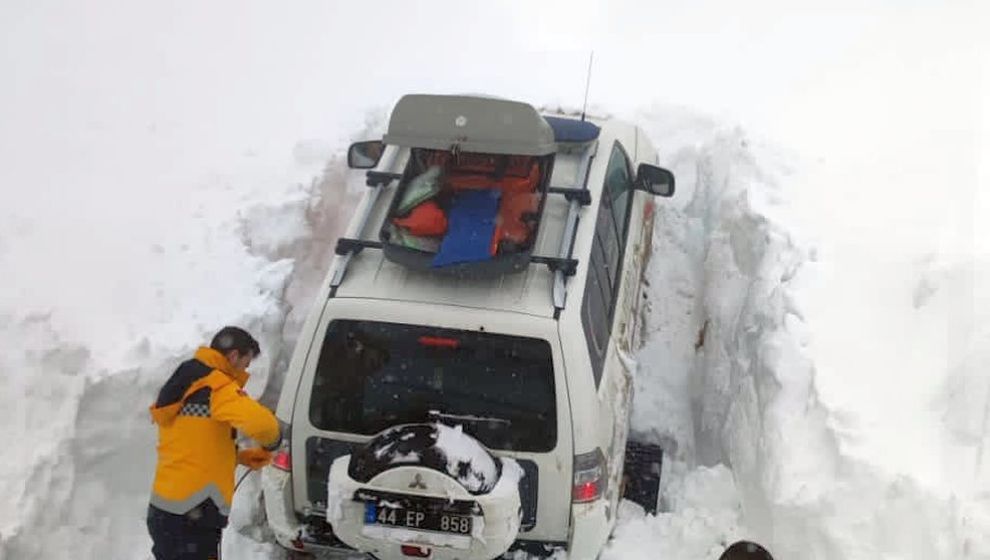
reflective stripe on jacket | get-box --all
[149,347,280,517]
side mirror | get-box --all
[347,140,385,169]
[635,163,675,197]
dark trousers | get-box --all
[147,503,226,560]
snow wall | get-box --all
[610,111,990,559]
[0,144,363,559]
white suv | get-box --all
[262,94,674,560]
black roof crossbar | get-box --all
[334,238,383,256]
[530,256,578,276]
[547,186,591,206]
[333,237,578,277]
[366,171,403,187]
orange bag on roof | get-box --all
[491,191,539,254]
[447,163,540,194]
[392,201,447,237]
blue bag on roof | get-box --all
[432,189,501,267]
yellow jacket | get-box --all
[149,347,280,517]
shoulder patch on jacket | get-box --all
[178,401,212,418]
[178,386,212,418]
[155,359,213,408]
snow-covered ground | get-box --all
[1,1,987,559]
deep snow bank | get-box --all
[620,111,990,559]
[0,145,359,559]
[608,116,809,559]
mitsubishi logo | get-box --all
[408,473,427,490]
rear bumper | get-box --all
[263,462,568,559]
[293,514,564,559]
[262,464,593,559]
[263,466,366,557]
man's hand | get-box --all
[237,447,273,470]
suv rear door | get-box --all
[291,300,574,542]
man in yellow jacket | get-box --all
[147,326,281,560]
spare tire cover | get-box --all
[349,423,502,495]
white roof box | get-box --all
[383,94,557,156]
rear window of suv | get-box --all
[308,319,557,452]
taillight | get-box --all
[272,446,291,471]
[290,535,305,551]
[272,421,292,471]
[572,448,607,503]
[401,544,431,557]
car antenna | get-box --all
[581,51,594,122]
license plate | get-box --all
[364,502,473,534]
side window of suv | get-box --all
[582,141,635,387]
[605,143,634,246]
[582,243,611,383]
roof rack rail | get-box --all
[330,139,598,317]
[328,145,400,298]
[551,140,596,318]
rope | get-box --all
[234,467,253,493]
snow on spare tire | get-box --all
[326,423,524,559]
